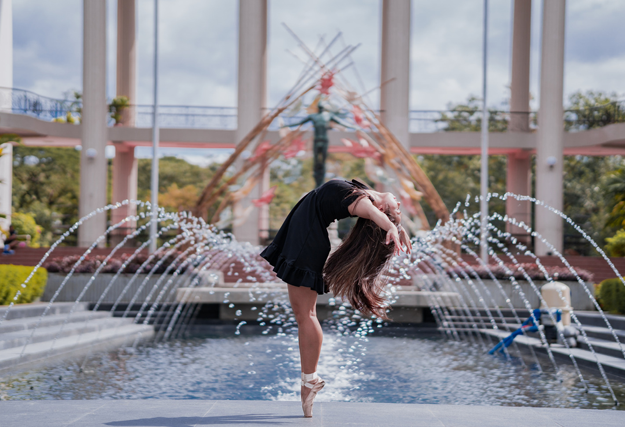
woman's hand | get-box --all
[385,225,402,256]
[399,228,412,254]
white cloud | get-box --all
[10,0,625,113]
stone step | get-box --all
[481,329,625,379]
[0,323,154,374]
[573,311,625,331]
[0,302,88,321]
[0,310,111,334]
[0,317,133,351]
[439,321,523,330]
[578,324,625,342]
[577,336,625,360]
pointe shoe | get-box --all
[301,373,325,418]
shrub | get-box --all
[597,277,625,314]
[0,265,48,305]
[43,251,188,275]
[11,212,42,248]
[605,229,625,257]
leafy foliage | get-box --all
[137,156,229,221]
[0,265,48,305]
[565,91,625,131]
[109,96,130,124]
[12,146,80,245]
[416,154,507,226]
[597,277,625,314]
[10,212,41,248]
[605,229,625,257]
[437,96,509,132]
[158,183,200,212]
[563,156,622,255]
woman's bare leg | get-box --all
[288,284,323,400]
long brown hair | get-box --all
[323,194,397,319]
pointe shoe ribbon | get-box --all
[301,372,325,418]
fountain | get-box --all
[0,194,624,409]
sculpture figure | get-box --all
[283,103,356,188]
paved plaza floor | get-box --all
[1,400,623,427]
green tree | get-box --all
[12,146,80,245]
[137,156,219,200]
[416,154,507,226]
[437,96,509,132]
[565,91,624,131]
[563,156,622,255]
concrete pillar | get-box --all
[535,0,566,256]
[506,0,532,242]
[0,0,12,231]
[111,0,137,244]
[115,0,136,125]
[258,159,270,243]
[111,145,138,234]
[233,0,267,245]
[0,0,12,110]
[78,0,108,247]
[509,0,531,133]
[0,143,12,232]
[506,151,532,238]
[380,0,411,148]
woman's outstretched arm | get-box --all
[348,197,403,255]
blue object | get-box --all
[489,309,541,355]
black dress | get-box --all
[260,179,370,294]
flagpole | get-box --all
[480,0,489,263]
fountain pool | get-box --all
[1,331,624,410]
[3,194,625,410]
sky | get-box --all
[10,0,625,162]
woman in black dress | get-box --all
[260,179,411,417]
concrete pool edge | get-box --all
[1,399,623,427]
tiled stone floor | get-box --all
[1,400,623,426]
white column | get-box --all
[111,0,137,244]
[115,0,136,125]
[78,0,108,247]
[233,0,267,245]
[506,0,532,241]
[0,143,12,232]
[535,0,566,256]
[0,0,12,230]
[0,0,12,110]
[380,0,411,148]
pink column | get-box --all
[506,0,532,242]
[111,0,138,245]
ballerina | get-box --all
[261,178,411,417]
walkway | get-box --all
[1,400,622,426]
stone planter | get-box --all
[411,275,595,310]
[438,279,595,311]
[43,273,179,304]
[42,269,225,305]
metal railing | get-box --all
[564,100,625,132]
[0,87,77,122]
[2,87,624,134]
[130,105,237,129]
[410,109,538,133]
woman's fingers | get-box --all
[400,230,412,254]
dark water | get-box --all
[1,332,624,410]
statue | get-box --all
[282,102,356,188]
